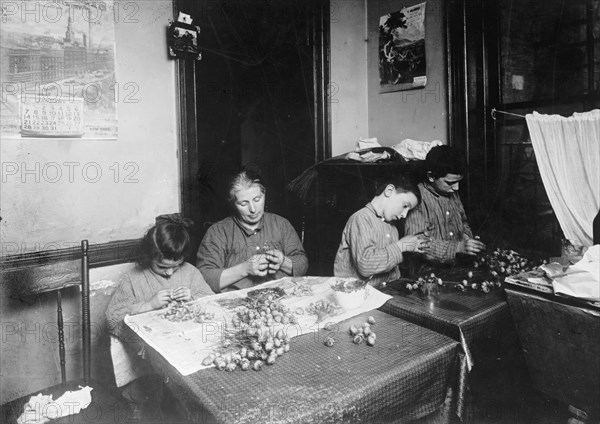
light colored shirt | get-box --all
[404,183,473,264]
[196,212,308,292]
[105,262,213,338]
[334,203,404,286]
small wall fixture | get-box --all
[167,12,202,61]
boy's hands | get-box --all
[459,238,486,255]
[398,234,431,253]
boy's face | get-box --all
[431,173,463,196]
[382,189,419,222]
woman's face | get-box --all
[150,257,183,278]
[233,185,265,226]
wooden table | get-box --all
[505,287,600,420]
[132,310,462,424]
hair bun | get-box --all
[155,213,194,228]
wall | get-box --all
[366,0,448,145]
[330,0,448,155]
[330,0,369,156]
[0,1,179,257]
[0,1,178,403]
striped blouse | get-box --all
[334,203,404,286]
[404,183,473,264]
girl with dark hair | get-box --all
[334,173,431,287]
[105,214,214,419]
[106,214,214,338]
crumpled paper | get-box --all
[17,386,93,424]
[552,245,600,301]
[392,139,443,161]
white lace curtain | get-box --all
[526,109,600,247]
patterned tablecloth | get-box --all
[141,310,461,424]
[379,280,513,371]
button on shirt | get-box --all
[404,183,473,264]
[334,203,403,286]
[197,212,308,292]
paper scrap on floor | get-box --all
[17,386,92,424]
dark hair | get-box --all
[137,216,192,268]
[425,145,466,179]
[374,172,421,204]
[227,169,266,204]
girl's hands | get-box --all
[148,289,172,309]
[172,286,192,302]
[398,234,431,253]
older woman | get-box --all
[197,170,308,292]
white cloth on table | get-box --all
[553,245,600,301]
[110,333,153,388]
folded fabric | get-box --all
[357,137,381,150]
[392,139,443,161]
[345,150,391,163]
[17,386,93,424]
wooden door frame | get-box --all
[445,0,501,217]
[175,0,331,231]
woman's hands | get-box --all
[265,249,285,274]
[243,249,291,277]
[244,254,270,277]
[398,234,431,253]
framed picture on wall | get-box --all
[167,14,202,61]
[379,2,427,93]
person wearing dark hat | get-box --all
[404,145,485,266]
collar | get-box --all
[423,182,441,198]
[233,214,264,236]
[366,202,386,222]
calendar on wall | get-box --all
[20,100,85,138]
[0,0,117,139]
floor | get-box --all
[464,341,575,424]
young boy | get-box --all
[334,173,431,286]
[404,145,485,266]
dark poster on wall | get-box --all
[379,2,427,93]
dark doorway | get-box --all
[446,0,599,258]
[176,0,330,255]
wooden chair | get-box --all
[0,241,135,423]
